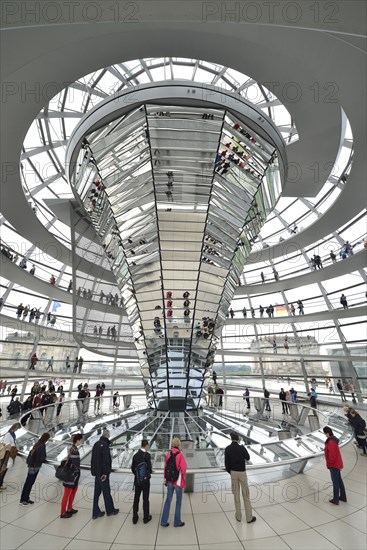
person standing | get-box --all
[78,356,84,374]
[46,356,54,372]
[224,432,256,523]
[56,392,65,417]
[91,429,119,519]
[217,386,224,407]
[309,388,318,409]
[243,388,250,411]
[131,440,153,524]
[160,437,187,528]
[263,388,271,412]
[0,423,21,491]
[348,410,367,456]
[340,294,348,310]
[207,384,213,407]
[60,434,83,518]
[20,432,50,505]
[29,353,38,370]
[94,384,103,414]
[336,380,346,402]
[323,426,347,505]
[279,388,288,414]
[284,337,289,353]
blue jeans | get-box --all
[161,483,183,527]
[93,475,115,516]
[20,469,40,502]
[329,468,346,501]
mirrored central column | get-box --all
[69,86,284,411]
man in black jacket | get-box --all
[225,432,256,524]
[131,440,152,524]
[91,430,119,519]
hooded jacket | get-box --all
[324,436,343,469]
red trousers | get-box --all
[61,486,78,515]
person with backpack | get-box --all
[60,434,83,518]
[19,432,50,505]
[160,437,187,528]
[131,440,153,524]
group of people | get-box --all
[92,324,118,339]
[195,316,216,339]
[228,301,304,319]
[5,379,65,425]
[207,383,224,407]
[14,303,57,325]
[98,289,123,307]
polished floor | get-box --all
[0,438,366,550]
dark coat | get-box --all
[91,436,112,477]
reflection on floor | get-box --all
[0,439,366,550]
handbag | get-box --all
[55,457,75,482]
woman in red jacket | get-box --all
[323,426,347,504]
[160,437,187,528]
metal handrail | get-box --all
[6,396,353,475]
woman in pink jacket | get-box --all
[160,437,187,528]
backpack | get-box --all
[165,450,180,483]
[135,458,149,487]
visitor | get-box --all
[263,388,271,411]
[323,427,347,505]
[91,429,119,519]
[0,423,21,491]
[224,432,256,524]
[229,308,234,318]
[160,437,187,527]
[284,336,289,353]
[290,303,296,316]
[29,264,36,275]
[297,300,304,314]
[243,388,250,410]
[348,410,367,456]
[259,305,264,317]
[336,380,346,402]
[279,388,288,414]
[340,293,348,309]
[60,434,83,518]
[131,439,153,524]
[20,432,50,505]
[242,307,247,318]
[46,356,54,372]
[272,339,277,354]
[309,388,318,409]
[250,307,255,318]
[330,250,337,263]
[50,275,56,285]
[260,271,265,283]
